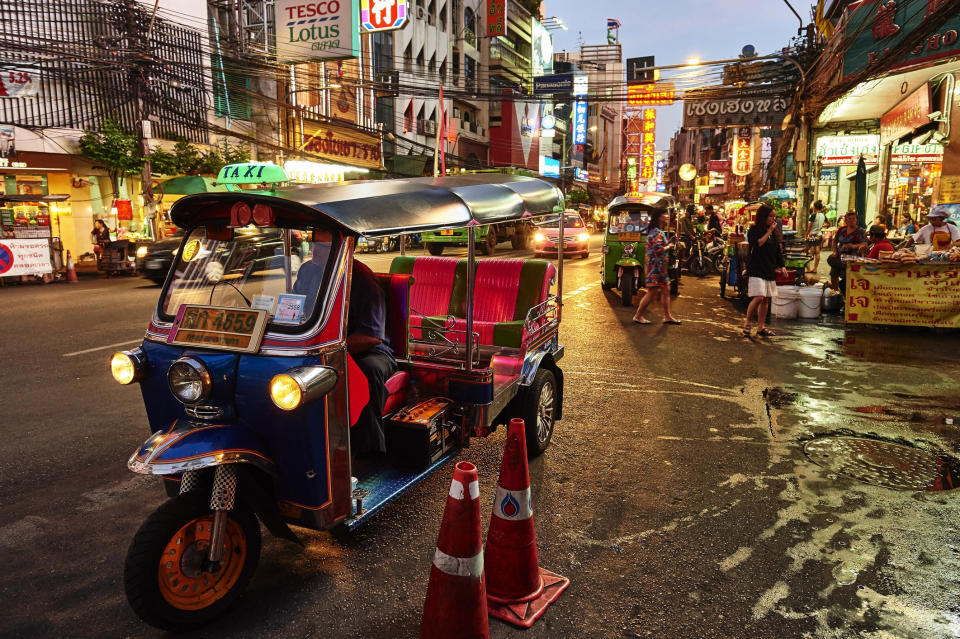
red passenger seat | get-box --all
[382,370,411,416]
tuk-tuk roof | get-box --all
[170,175,564,236]
[607,192,675,211]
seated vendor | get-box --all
[866,225,895,259]
[910,206,960,251]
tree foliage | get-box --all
[78,118,145,191]
[149,138,251,176]
[566,188,589,206]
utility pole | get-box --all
[125,0,156,239]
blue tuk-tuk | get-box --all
[110,173,568,630]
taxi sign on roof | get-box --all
[216,163,288,185]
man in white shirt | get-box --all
[806,200,827,272]
[912,206,960,251]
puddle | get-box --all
[804,436,960,492]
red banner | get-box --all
[881,85,931,145]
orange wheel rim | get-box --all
[157,516,247,611]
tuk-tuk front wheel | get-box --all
[124,493,261,632]
[522,369,557,458]
[620,272,634,306]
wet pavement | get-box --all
[2,240,960,638]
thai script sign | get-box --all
[846,262,960,327]
[682,88,790,128]
[486,0,506,37]
[708,159,731,172]
[627,83,675,107]
[298,120,382,169]
[842,0,960,78]
[732,127,753,176]
[891,142,943,163]
[0,67,39,98]
[881,84,932,144]
[274,0,360,61]
[533,73,574,95]
[816,134,880,165]
[360,0,407,31]
[0,239,51,277]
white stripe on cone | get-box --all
[432,547,484,578]
[449,478,480,500]
[492,485,533,520]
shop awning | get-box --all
[0,194,70,202]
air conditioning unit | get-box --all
[418,119,437,135]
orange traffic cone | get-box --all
[484,418,569,628]
[65,250,78,283]
[420,461,489,639]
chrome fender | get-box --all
[128,419,275,476]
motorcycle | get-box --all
[704,231,726,273]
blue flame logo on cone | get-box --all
[500,493,520,518]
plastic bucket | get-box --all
[772,287,800,319]
[798,285,823,319]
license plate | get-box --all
[146,260,162,269]
[439,230,454,236]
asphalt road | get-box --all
[3,235,960,638]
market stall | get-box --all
[0,193,68,281]
[845,247,960,327]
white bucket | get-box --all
[798,285,823,319]
[772,287,800,319]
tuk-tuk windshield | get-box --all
[608,211,650,235]
[537,214,585,228]
[161,225,339,331]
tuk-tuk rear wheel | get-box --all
[522,369,556,458]
[426,242,444,256]
[124,493,261,632]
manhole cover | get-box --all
[804,436,958,492]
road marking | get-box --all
[63,339,142,358]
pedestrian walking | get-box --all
[806,200,826,272]
[742,204,787,337]
[632,209,680,325]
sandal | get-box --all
[757,328,776,337]
[741,326,751,336]
[632,316,651,324]
[663,319,681,325]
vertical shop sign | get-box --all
[573,101,588,145]
[274,0,360,61]
[486,0,506,37]
[732,127,753,176]
[640,109,657,181]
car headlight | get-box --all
[110,348,145,385]
[167,357,212,404]
[534,232,545,243]
[269,366,338,411]
[136,246,149,258]
[577,233,590,242]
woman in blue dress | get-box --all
[633,209,681,325]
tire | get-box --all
[511,229,527,250]
[426,242,444,256]
[620,271,633,306]
[124,493,261,632]
[481,231,497,256]
[687,255,708,277]
[521,368,557,458]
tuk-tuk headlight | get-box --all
[136,245,149,258]
[167,357,212,404]
[270,366,338,411]
[534,232,545,243]
[110,348,145,385]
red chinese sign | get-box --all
[640,110,657,180]
[880,84,931,145]
[486,0,506,36]
[732,127,753,177]
[708,159,732,172]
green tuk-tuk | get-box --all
[600,193,679,305]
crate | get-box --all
[386,398,456,467]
